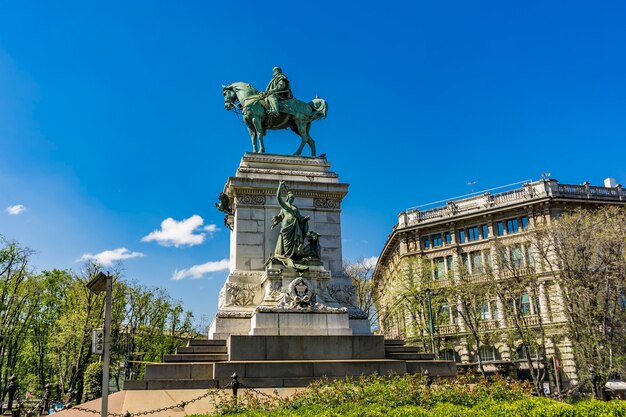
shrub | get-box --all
[199,374,626,416]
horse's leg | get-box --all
[306,122,316,156]
[293,119,314,156]
[247,125,258,153]
[252,112,265,153]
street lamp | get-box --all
[87,271,112,417]
[422,288,439,360]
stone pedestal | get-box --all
[209,153,370,339]
[249,311,352,336]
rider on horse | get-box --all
[264,66,293,117]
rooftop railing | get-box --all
[399,179,624,227]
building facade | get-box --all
[373,178,625,389]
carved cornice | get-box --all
[235,195,266,205]
[241,153,332,167]
[314,198,341,209]
[233,188,346,200]
[238,167,338,178]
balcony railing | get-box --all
[479,320,499,330]
[438,324,459,335]
[500,266,535,279]
[400,179,624,227]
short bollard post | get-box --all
[231,373,241,396]
[423,370,433,387]
[42,384,51,416]
[230,373,241,401]
[4,375,18,417]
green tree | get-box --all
[540,206,626,392]
[0,237,39,400]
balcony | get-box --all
[438,324,460,335]
[479,320,499,330]
[500,266,535,279]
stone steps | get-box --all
[384,339,405,346]
[176,345,228,354]
[386,352,435,360]
[187,339,227,347]
[144,362,212,380]
[213,359,408,380]
[384,345,421,352]
[128,336,457,390]
[125,379,218,390]
[163,353,229,362]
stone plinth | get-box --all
[227,335,386,360]
[209,153,370,339]
[249,311,352,336]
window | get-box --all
[484,252,492,271]
[446,256,454,274]
[468,226,479,241]
[458,229,466,243]
[434,257,445,279]
[423,236,430,249]
[440,349,459,362]
[521,216,529,230]
[438,303,450,324]
[525,244,534,267]
[516,345,538,360]
[461,253,469,271]
[496,221,505,236]
[476,345,499,362]
[481,224,489,239]
[471,251,483,273]
[444,231,452,244]
[480,302,491,320]
[506,218,519,234]
[519,293,532,316]
[432,233,442,247]
[511,245,524,268]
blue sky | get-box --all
[1,1,625,325]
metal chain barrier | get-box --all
[10,374,288,417]
[70,389,217,417]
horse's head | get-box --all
[222,84,238,110]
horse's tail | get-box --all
[309,98,328,120]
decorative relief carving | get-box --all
[239,167,338,178]
[232,187,345,200]
[314,198,341,209]
[216,310,253,318]
[221,283,258,307]
[327,284,356,305]
[236,195,266,205]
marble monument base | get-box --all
[249,310,352,336]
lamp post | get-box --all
[424,288,439,359]
[87,272,112,417]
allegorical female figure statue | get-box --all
[271,181,309,260]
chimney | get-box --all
[604,178,617,188]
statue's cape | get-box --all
[277,99,324,120]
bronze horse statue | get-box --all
[222,82,327,156]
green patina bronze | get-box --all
[222,67,328,157]
[266,181,322,270]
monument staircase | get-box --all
[125,336,455,390]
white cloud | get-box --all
[203,224,218,233]
[362,256,379,269]
[80,248,145,267]
[5,204,26,215]
[141,215,218,247]
[171,259,230,281]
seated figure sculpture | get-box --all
[268,181,321,270]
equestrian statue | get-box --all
[222,67,328,157]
